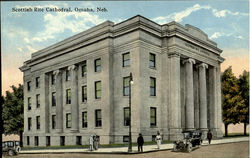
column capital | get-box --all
[182,58,196,65]
[197,63,208,69]
[68,65,78,71]
[53,70,61,77]
[168,52,180,58]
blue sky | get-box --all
[1,1,249,93]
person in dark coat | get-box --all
[207,130,212,144]
[137,133,144,152]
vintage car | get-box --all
[2,141,21,156]
[173,130,202,152]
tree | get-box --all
[238,70,249,135]
[2,84,24,146]
[221,66,244,136]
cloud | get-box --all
[153,4,248,24]
[210,32,223,39]
[26,45,37,53]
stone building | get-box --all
[20,15,224,146]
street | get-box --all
[5,141,249,158]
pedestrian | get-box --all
[155,131,162,149]
[95,135,99,150]
[89,135,94,151]
[207,130,213,144]
[137,133,144,152]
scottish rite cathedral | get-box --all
[20,15,224,146]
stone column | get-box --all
[209,66,217,130]
[54,70,63,133]
[183,58,195,130]
[198,63,208,130]
[216,66,223,137]
[68,65,79,132]
[168,52,182,140]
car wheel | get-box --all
[187,143,192,153]
[8,149,15,156]
[16,146,21,153]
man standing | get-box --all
[155,131,162,149]
[137,133,144,152]
[89,135,94,151]
[207,130,213,144]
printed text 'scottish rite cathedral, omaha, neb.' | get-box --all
[20,15,224,147]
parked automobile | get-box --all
[2,141,21,156]
[173,130,202,152]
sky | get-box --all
[1,1,249,95]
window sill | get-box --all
[149,66,157,70]
[122,65,130,68]
[94,127,102,129]
[150,126,157,128]
[149,95,157,98]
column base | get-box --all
[211,128,223,138]
[169,128,183,141]
[70,129,79,133]
[200,128,208,140]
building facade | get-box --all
[20,15,224,147]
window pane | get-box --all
[150,78,155,86]
[124,53,130,60]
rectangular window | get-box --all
[82,112,87,128]
[60,136,65,146]
[51,74,55,85]
[52,92,56,106]
[36,94,40,108]
[95,81,101,99]
[95,110,102,127]
[66,113,71,128]
[150,77,156,96]
[76,136,82,145]
[28,97,31,110]
[82,61,87,77]
[52,115,56,129]
[124,107,130,126]
[36,77,40,88]
[123,136,129,142]
[150,107,157,126]
[66,70,71,81]
[36,116,40,130]
[27,81,31,91]
[28,118,32,130]
[27,136,30,146]
[149,53,156,68]
[46,136,50,146]
[123,77,130,96]
[123,52,130,67]
[82,85,87,102]
[94,58,101,72]
[66,89,71,104]
[35,136,39,146]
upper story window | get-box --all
[82,85,87,102]
[150,77,156,96]
[51,74,55,85]
[66,113,71,128]
[123,52,130,67]
[94,58,101,72]
[28,97,31,110]
[150,107,157,126]
[123,76,130,96]
[66,70,71,81]
[52,115,56,129]
[36,77,40,88]
[95,81,101,99]
[82,61,87,77]
[66,89,71,104]
[95,109,102,127]
[82,112,87,128]
[36,94,40,108]
[36,116,40,130]
[124,107,130,126]
[27,81,31,91]
[28,117,32,130]
[52,92,56,106]
[149,53,156,68]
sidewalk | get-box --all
[20,137,249,154]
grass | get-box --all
[21,140,174,150]
[223,133,249,137]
